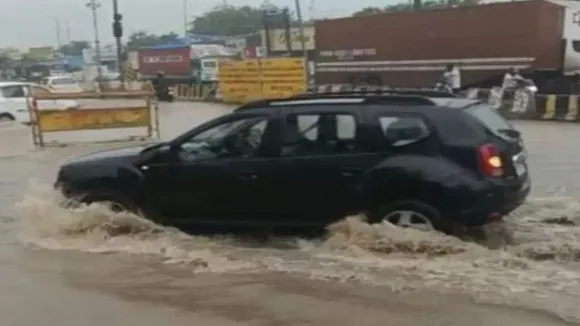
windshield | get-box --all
[466,104,514,138]
[202,61,217,69]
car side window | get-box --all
[379,116,430,147]
[178,116,269,161]
[29,86,51,95]
[281,113,358,157]
[0,86,25,98]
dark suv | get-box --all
[54,91,530,235]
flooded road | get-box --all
[1,102,579,325]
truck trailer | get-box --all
[314,0,580,93]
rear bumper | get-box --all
[458,176,531,227]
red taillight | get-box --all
[478,143,504,177]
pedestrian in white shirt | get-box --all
[442,64,461,93]
[502,68,523,89]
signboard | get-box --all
[27,46,55,60]
[37,107,150,132]
[82,46,118,64]
[218,58,307,103]
[260,58,306,98]
[218,60,261,103]
[143,55,184,63]
[260,26,315,52]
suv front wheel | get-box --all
[367,200,450,233]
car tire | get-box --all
[77,190,140,215]
[366,200,451,234]
[0,113,15,122]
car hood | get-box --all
[66,144,153,165]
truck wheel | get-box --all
[0,113,15,122]
[367,200,451,233]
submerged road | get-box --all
[0,102,578,325]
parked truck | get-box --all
[137,46,194,84]
[315,0,580,93]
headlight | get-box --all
[526,86,538,93]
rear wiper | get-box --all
[497,128,521,139]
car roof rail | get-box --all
[307,88,456,98]
[294,93,437,105]
[234,94,437,111]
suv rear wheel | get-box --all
[367,200,450,233]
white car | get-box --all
[0,82,80,123]
[40,75,84,93]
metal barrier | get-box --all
[464,87,580,121]
[27,87,160,147]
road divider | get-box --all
[167,79,580,123]
[28,86,160,147]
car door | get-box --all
[0,85,29,122]
[139,112,280,226]
[267,107,384,226]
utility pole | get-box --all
[86,0,103,79]
[66,23,71,43]
[54,18,63,49]
[112,0,124,78]
[183,0,189,40]
[294,0,310,81]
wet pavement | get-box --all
[1,102,580,325]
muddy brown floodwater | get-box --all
[1,103,579,326]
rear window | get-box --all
[466,104,512,132]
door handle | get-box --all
[238,173,258,180]
[341,169,361,177]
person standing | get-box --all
[502,67,523,90]
[442,64,461,93]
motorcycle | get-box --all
[516,78,538,93]
[155,86,174,102]
[434,81,454,93]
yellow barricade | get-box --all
[174,84,214,100]
[218,57,307,104]
[28,88,160,147]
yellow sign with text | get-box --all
[220,82,262,104]
[37,107,150,132]
[218,58,307,103]
[218,60,260,82]
[260,58,306,83]
[261,83,307,99]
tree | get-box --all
[352,0,479,16]
[188,4,267,36]
[59,41,91,56]
[352,7,386,16]
[126,31,180,49]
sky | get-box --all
[0,0,400,48]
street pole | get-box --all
[183,0,189,40]
[112,0,123,78]
[54,18,62,50]
[86,0,103,80]
[293,0,310,83]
